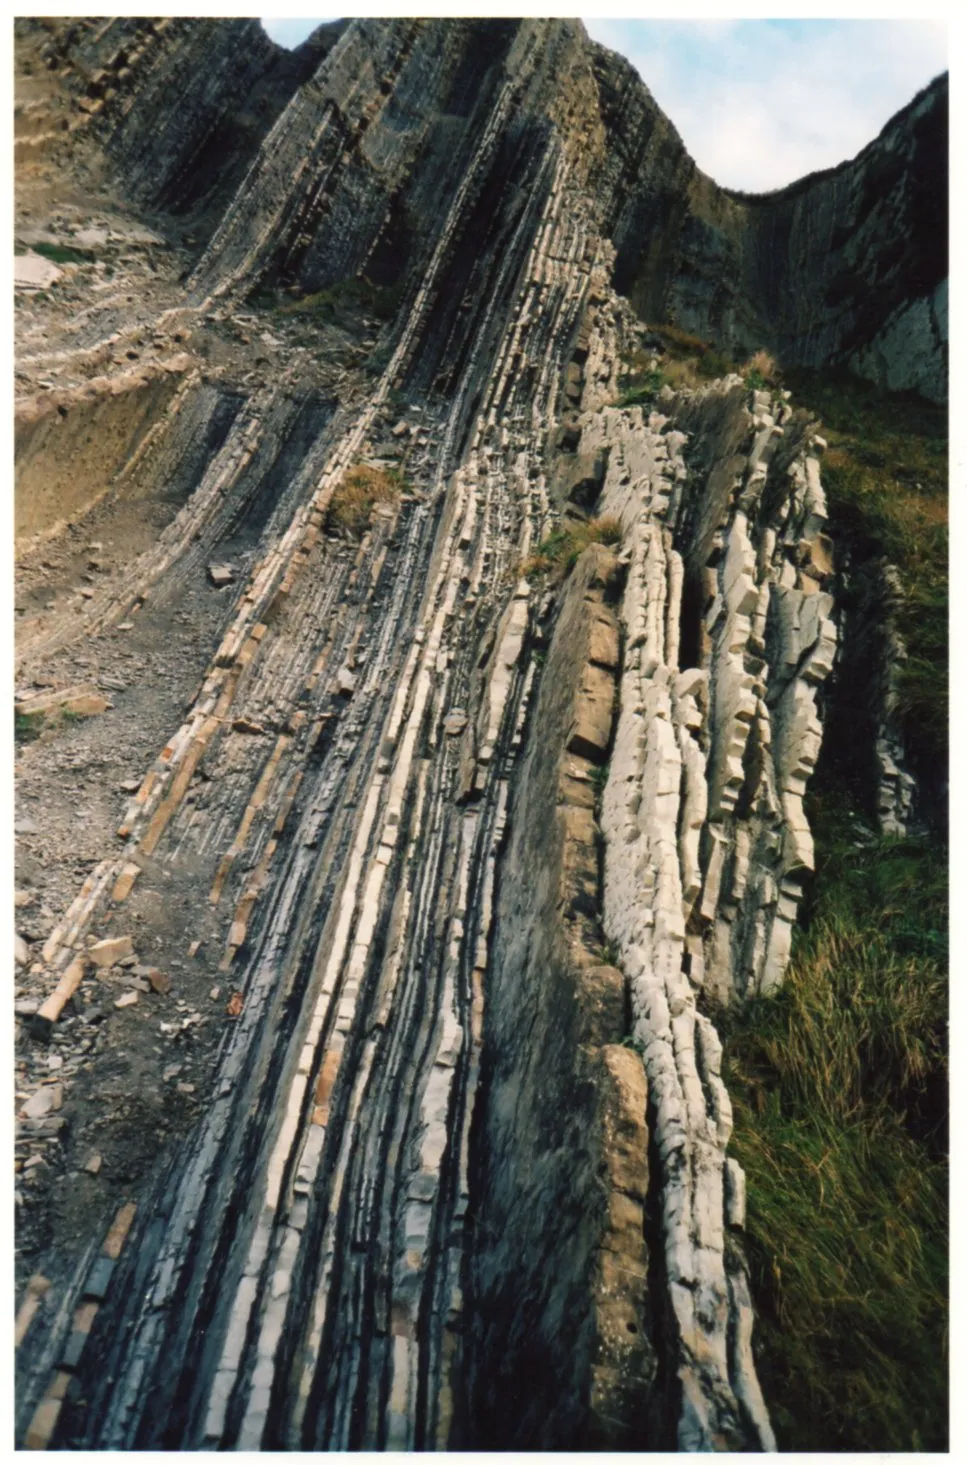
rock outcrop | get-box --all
[33,17,944,399]
[14,16,944,1452]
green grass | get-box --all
[600,939,622,968]
[589,763,610,795]
[617,369,665,407]
[521,516,623,579]
[716,788,948,1451]
[29,240,91,265]
[14,710,42,743]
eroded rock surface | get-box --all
[14,16,942,1451]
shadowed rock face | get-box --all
[14,16,944,1454]
[66,16,945,399]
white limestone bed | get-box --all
[585,381,837,1449]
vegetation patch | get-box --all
[253,275,405,325]
[15,710,43,743]
[785,367,948,779]
[616,328,779,403]
[521,516,622,579]
[718,370,947,1451]
[716,786,947,1451]
[29,240,91,265]
[741,349,780,391]
[325,463,403,539]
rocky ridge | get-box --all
[14,17,944,1451]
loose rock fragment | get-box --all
[89,936,134,968]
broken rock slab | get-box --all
[15,684,111,725]
[15,251,63,291]
[88,935,134,968]
[21,1084,63,1120]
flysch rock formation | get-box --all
[13,17,944,1452]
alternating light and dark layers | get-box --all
[14,17,945,1451]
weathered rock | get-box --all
[15,251,63,291]
[15,683,110,723]
[21,1085,62,1119]
[89,936,134,968]
[11,14,943,1455]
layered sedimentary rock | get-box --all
[14,16,941,1452]
[37,17,945,398]
[470,546,656,1449]
[596,384,833,1449]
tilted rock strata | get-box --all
[19,108,639,1450]
[555,328,836,1443]
[32,16,944,399]
[470,546,656,1449]
[12,14,895,1453]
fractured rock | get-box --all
[89,936,134,968]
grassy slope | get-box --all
[717,792,947,1451]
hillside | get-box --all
[14,18,947,1450]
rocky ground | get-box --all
[13,105,403,1305]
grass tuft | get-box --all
[520,516,622,579]
[325,463,402,539]
[741,349,780,391]
[616,326,750,404]
[15,710,42,743]
[29,240,91,265]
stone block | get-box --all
[89,935,134,968]
[588,611,620,670]
[567,663,615,761]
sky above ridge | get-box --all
[259,17,947,193]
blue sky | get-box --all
[260,17,947,192]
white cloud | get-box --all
[583,20,947,192]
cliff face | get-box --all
[14,17,945,1453]
[45,17,942,397]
